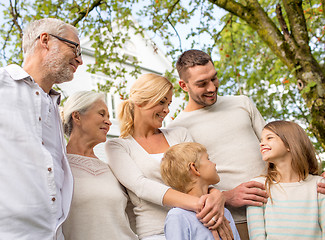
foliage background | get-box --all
[0,0,324,168]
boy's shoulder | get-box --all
[167,207,195,217]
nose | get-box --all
[207,80,217,92]
[75,55,83,66]
[104,115,112,126]
[163,105,170,114]
[105,119,112,126]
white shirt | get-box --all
[0,64,73,240]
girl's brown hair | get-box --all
[263,121,319,199]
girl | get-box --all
[247,120,325,239]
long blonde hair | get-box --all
[263,121,319,198]
[119,73,173,138]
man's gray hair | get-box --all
[23,18,78,58]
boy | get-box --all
[161,142,240,240]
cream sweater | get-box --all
[105,127,193,239]
[247,175,325,239]
[62,154,138,240]
[168,95,266,223]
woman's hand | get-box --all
[211,217,234,240]
[196,188,225,227]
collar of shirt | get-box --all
[5,64,61,105]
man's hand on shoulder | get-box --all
[222,181,268,207]
[317,172,325,194]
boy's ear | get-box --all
[189,162,200,177]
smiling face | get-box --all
[260,128,291,164]
[43,30,83,84]
[79,100,112,144]
[139,89,173,129]
[179,61,219,111]
[198,152,220,185]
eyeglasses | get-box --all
[49,34,82,57]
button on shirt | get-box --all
[0,64,73,240]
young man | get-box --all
[168,49,267,240]
[0,18,83,239]
[161,142,240,240]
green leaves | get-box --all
[1,0,324,153]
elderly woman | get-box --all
[106,73,230,240]
[61,91,138,240]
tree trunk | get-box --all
[210,0,325,150]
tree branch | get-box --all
[210,0,295,70]
[153,0,181,31]
[208,0,247,20]
[282,0,309,50]
[275,4,290,41]
[1,23,15,62]
[9,0,23,38]
[167,18,182,51]
[71,0,104,26]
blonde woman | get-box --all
[106,73,231,240]
[61,91,138,240]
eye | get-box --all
[197,82,207,87]
[160,100,165,105]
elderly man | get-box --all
[0,18,82,239]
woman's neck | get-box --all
[132,123,160,139]
[66,132,97,158]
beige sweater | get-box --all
[168,95,266,223]
[62,154,138,240]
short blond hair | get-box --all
[119,73,173,138]
[161,142,207,193]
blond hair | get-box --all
[119,73,173,138]
[161,142,207,193]
[263,121,319,199]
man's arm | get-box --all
[317,172,325,194]
[222,181,268,207]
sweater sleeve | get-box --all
[247,205,266,240]
[105,139,170,206]
[244,95,265,140]
[318,178,325,237]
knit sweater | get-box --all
[247,175,325,239]
[62,154,138,240]
[168,95,266,223]
[105,127,193,239]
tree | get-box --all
[1,0,324,153]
